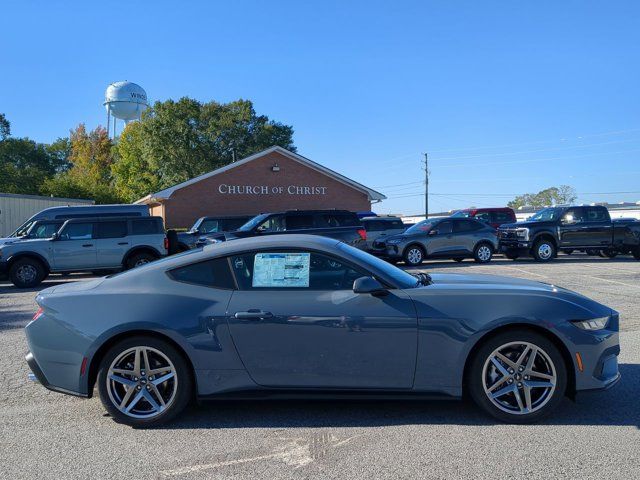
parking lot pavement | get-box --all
[1,257,639,479]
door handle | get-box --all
[82,244,93,247]
[117,242,129,245]
[234,310,273,320]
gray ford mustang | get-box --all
[25,234,620,427]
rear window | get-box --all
[96,221,127,239]
[132,218,161,235]
[493,211,514,222]
[168,257,235,289]
[320,213,360,227]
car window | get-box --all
[389,220,404,229]
[59,222,93,240]
[492,211,513,222]
[230,251,368,291]
[221,218,251,231]
[96,221,128,239]
[563,208,585,224]
[364,221,381,231]
[321,213,360,227]
[257,215,286,232]
[473,212,491,222]
[454,219,481,232]
[436,221,453,234]
[405,218,439,234]
[285,215,314,230]
[584,207,608,223]
[200,219,219,233]
[28,222,62,239]
[168,257,235,289]
[131,218,160,235]
[451,210,471,218]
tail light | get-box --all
[357,229,367,241]
[33,307,44,321]
[164,236,169,251]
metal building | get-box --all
[0,193,94,237]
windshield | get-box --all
[529,208,561,222]
[405,218,440,234]
[11,220,34,238]
[238,214,269,232]
[338,243,420,289]
[451,210,470,218]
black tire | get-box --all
[602,249,618,259]
[97,336,193,427]
[585,248,599,256]
[468,329,567,424]
[9,258,47,288]
[166,230,180,255]
[453,258,464,263]
[403,245,425,266]
[126,252,157,270]
[532,238,556,262]
[473,243,494,263]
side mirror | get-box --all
[353,276,387,296]
[561,216,575,225]
[428,229,438,236]
[50,232,59,241]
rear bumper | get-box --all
[25,351,87,398]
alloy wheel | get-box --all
[482,341,557,415]
[16,264,37,284]
[134,258,150,267]
[477,245,492,262]
[407,248,423,264]
[106,346,178,419]
[537,243,553,260]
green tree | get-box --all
[42,124,121,203]
[0,136,60,195]
[508,185,577,209]
[112,98,295,201]
[0,113,10,140]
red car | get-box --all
[451,207,516,229]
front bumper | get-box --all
[499,240,531,255]
[370,244,403,259]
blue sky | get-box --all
[3,1,640,214]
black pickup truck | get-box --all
[195,210,367,249]
[498,205,640,261]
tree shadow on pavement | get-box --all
[162,363,639,430]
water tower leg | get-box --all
[106,107,111,138]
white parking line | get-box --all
[583,275,640,289]
[503,266,549,278]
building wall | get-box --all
[0,193,94,237]
[162,151,372,228]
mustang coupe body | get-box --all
[25,235,620,426]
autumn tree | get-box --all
[112,98,295,201]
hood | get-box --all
[427,272,555,291]
[500,220,555,229]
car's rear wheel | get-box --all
[126,252,157,270]
[9,258,47,288]
[403,245,424,266]
[97,336,192,427]
[473,243,493,263]
[468,330,566,423]
[532,239,555,262]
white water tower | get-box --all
[104,81,148,138]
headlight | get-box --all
[386,238,402,244]
[515,228,529,240]
[571,317,609,331]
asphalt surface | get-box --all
[1,255,639,479]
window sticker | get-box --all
[252,253,310,288]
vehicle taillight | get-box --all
[33,307,44,321]
[164,236,169,251]
[357,228,367,241]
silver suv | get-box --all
[0,217,168,288]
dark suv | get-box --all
[177,215,253,250]
[197,210,367,249]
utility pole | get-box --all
[424,153,429,218]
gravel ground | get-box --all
[1,255,639,479]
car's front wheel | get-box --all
[468,330,567,423]
[473,243,494,263]
[97,336,192,427]
[532,239,556,262]
[403,245,425,266]
[9,258,47,288]
[126,252,157,270]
